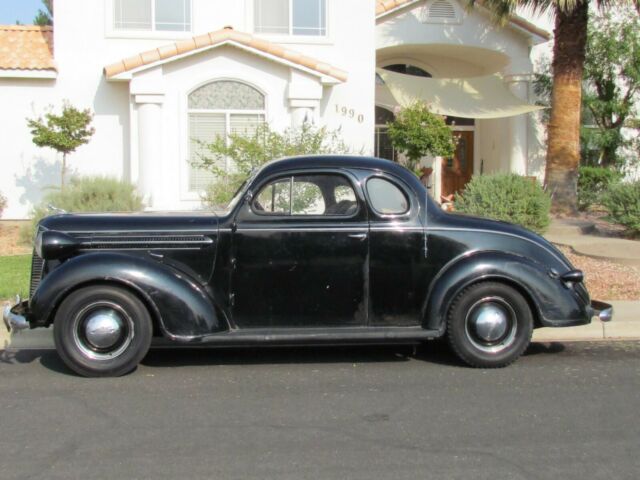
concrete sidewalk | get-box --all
[3,300,638,350]
[545,218,640,267]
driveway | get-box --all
[1,341,639,479]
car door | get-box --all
[364,174,427,326]
[231,171,369,329]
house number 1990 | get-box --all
[335,104,364,123]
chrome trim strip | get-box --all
[370,226,424,232]
[78,247,204,251]
[79,239,214,246]
[229,226,424,233]
[63,229,219,234]
[235,227,368,233]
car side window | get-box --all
[252,174,357,216]
[254,178,290,214]
[366,177,409,215]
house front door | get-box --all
[441,131,474,199]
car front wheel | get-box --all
[53,285,153,377]
[446,282,533,368]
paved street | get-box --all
[1,341,639,480]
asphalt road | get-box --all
[1,341,638,480]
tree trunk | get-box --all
[61,153,67,192]
[544,1,589,215]
[601,141,618,168]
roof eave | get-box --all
[0,68,57,79]
[105,40,345,84]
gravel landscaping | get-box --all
[556,245,640,300]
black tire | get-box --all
[446,282,533,368]
[53,285,153,377]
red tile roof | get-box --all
[104,27,348,82]
[0,25,55,71]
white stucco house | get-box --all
[0,0,550,219]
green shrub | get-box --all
[577,166,622,211]
[386,101,455,174]
[601,181,640,235]
[21,176,144,243]
[198,123,351,208]
[453,173,551,234]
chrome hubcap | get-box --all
[84,310,124,349]
[471,304,508,342]
[465,297,517,354]
[72,302,134,361]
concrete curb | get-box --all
[2,301,638,350]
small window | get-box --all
[254,0,327,36]
[113,0,191,32]
[253,174,357,216]
[382,64,432,78]
[367,178,409,215]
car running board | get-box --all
[164,326,441,346]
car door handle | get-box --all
[348,233,368,240]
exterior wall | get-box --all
[376,0,534,77]
[0,0,553,218]
[375,0,549,196]
[1,0,375,218]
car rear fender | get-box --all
[29,252,227,340]
[422,251,584,332]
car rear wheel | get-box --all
[446,282,533,368]
[53,285,152,377]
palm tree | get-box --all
[475,0,637,215]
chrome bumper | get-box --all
[2,296,30,332]
[591,300,613,322]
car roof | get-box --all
[258,155,413,178]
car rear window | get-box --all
[366,177,409,215]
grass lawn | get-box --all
[0,255,31,301]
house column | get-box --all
[505,75,531,176]
[135,94,164,209]
[288,69,322,127]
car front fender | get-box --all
[422,251,591,332]
[29,252,227,340]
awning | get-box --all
[376,68,545,119]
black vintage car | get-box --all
[4,156,612,376]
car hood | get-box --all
[38,211,219,234]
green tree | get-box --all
[33,0,53,26]
[196,122,351,208]
[474,0,639,215]
[534,9,640,169]
[386,102,456,174]
[582,8,640,167]
[27,102,95,191]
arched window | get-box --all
[382,64,432,78]
[188,80,265,192]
